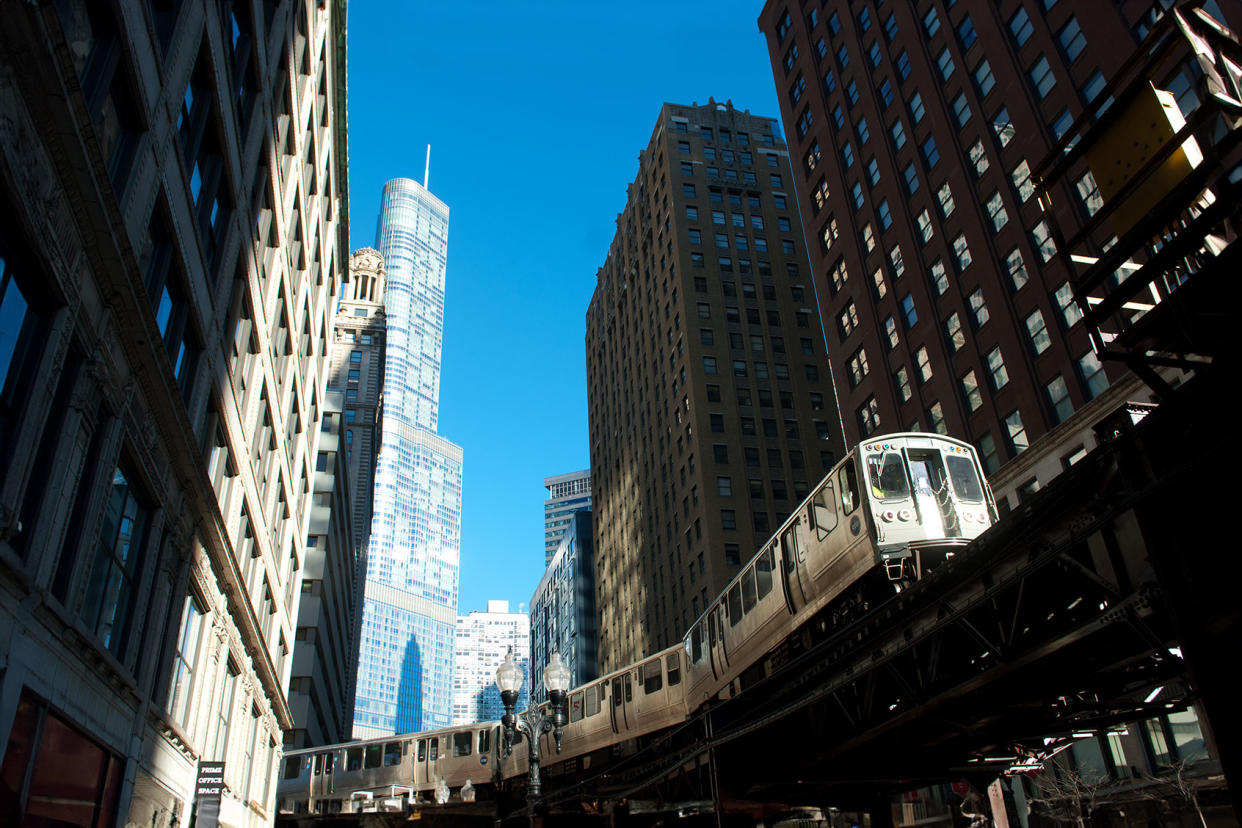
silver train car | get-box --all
[279,433,995,814]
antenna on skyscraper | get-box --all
[423,144,431,190]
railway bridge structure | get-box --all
[276,372,1239,827]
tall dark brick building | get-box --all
[756,0,1238,474]
[586,100,847,671]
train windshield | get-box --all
[944,454,985,501]
[865,452,910,499]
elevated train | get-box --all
[279,433,997,814]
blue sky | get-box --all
[345,2,783,615]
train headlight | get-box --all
[881,509,896,522]
[961,511,974,523]
[897,509,912,522]
[977,511,989,525]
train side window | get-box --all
[429,737,439,759]
[453,732,472,757]
[416,740,426,762]
[347,747,362,771]
[313,754,324,775]
[570,691,584,722]
[384,742,401,766]
[839,463,859,514]
[586,683,602,716]
[756,547,774,599]
[691,624,703,663]
[641,659,663,694]
[613,677,623,707]
[810,485,838,540]
[364,744,382,769]
[741,566,757,612]
[324,752,335,775]
[727,583,743,626]
[284,756,302,779]
[666,652,682,686]
[478,729,491,755]
[624,673,633,702]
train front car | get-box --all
[860,433,997,582]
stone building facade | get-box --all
[0,0,348,824]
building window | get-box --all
[938,183,956,217]
[851,181,864,208]
[923,7,941,37]
[859,397,881,436]
[968,139,989,176]
[985,190,1008,230]
[884,316,899,350]
[1055,282,1083,327]
[1010,7,1034,46]
[169,592,207,726]
[903,163,920,195]
[1012,160,1035,202]
[922,136,940,169]
[879,78,894,108]
[1059,16,1087,63]
[889,245,905,278]
[952,93,971,127]
[901,294,918,328]
[703,357,718,375]
[713,444,729,463]
[1079,351,1109,398]
[83,460,153,656]
[1076,171,1103,216]
[891,119,907,149]
[822,218,841,253]
[838,301,859,338]
[884,12,898,40]
[1026,309,1051,355]
[953,234,973,271]
[917,209,933,243]
[937,48,955,80]
[1032,220,1057,262]
[895,367,913,402]
[861,223,876,252]
[958,16,978,49]
[1005,410,1029,454]
[684,184,696,198]
[993,107,1015,147]
[975,59,996,95]
[928,401,947,434]
[1029,55,1056,99]
[1082,71,1109,106]
[868,42,883,68]
[961,370,983,412]
[896,49,911,79]
[915,346,933,383]
[1006,249,1029,291]
[1047,375,1074,422]
[945,312,965,352]
[848,347,870,387]
[930,260,949,296]
[978,432,1000,473]
[969,288,990,328]
[986,346,1010,389]
[909,92,926,124]
[877,200,892,231]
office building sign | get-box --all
[194,762,225,827]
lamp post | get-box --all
[495,648,572,810]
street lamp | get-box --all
[495,648,572,808]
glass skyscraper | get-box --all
[354,178,463,737]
